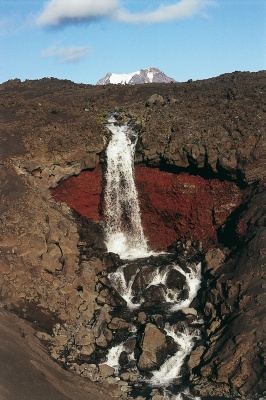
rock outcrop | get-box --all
[0,71,265,399]
[194,184,266,399]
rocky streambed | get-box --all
[0,71,265,399]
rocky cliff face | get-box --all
[0,71,265,399]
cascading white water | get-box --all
[105,117,151,259]
[149,323,200,385]
[104,343,126,374]
[108,264,142,308]
[103,116,202,400]
[108,262,201,310]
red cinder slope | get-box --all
[51,165,103,221]
[50,165,243,251]
[135,165,242,250]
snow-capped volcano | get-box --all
[96,68,176,85]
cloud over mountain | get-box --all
[41,45,90,63]
[36,0,214,26]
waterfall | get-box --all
[105,117,151,259]
[102,116,202,400]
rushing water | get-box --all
[105,117,152,259]
[103,116,202,400]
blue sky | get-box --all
[0,0,265,84]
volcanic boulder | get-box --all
[137,323,168,371]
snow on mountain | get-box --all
[96,68,176,85]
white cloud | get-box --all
[36,0,120,26]
[116,0,214,24]
[41,45,90,63]
[36,0,215,26]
